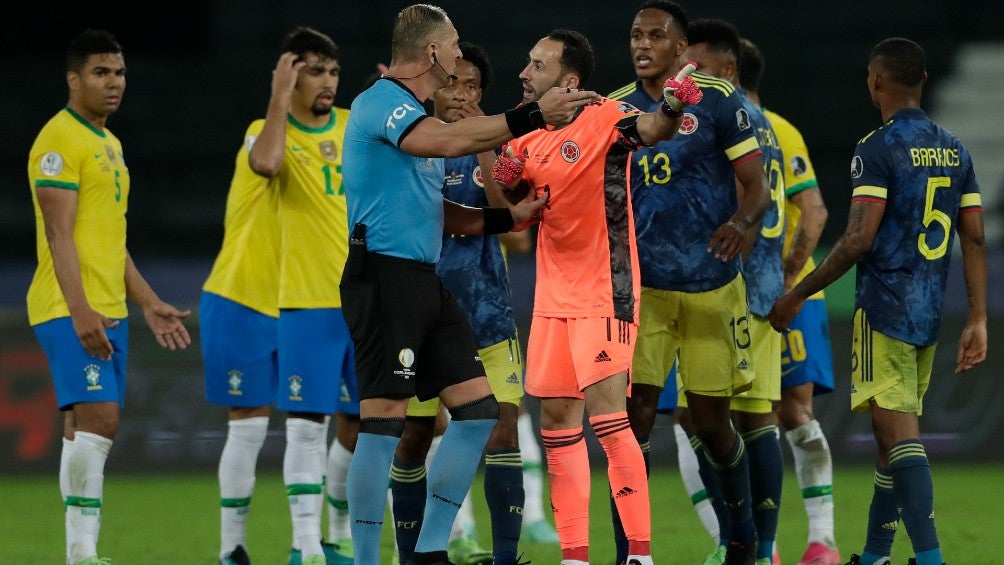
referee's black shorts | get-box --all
[340,247,485,401]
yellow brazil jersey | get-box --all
[202,120,281,317]
[764,108,824,299]
[277,108,350,308]
[26,108,130,325]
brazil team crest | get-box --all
[84,364,103,391]
[320,140,337,161]
[227,369,244,396]
[288,375,304,401]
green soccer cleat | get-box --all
[220,544,252,565]
[702,545,727,565]
[447,536,493,565]
[522,519,559,544]
[289,541,352,565]
[302,556,325,565]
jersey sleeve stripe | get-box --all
[784,178,819,197]
[608,83,636,100]
[725,137,761,162]
[960,192,983,213]
[34,180,79,191]
[396,114,429,148]
[852,185,887,200]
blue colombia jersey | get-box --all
[610,73,761,292]
[437,154,517,348]
[740,93,785,317]
[342,77,446,263]
[850,107,981,347]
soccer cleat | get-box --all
[302,556,325,565]
[220,544,252,565]
[407,550,455,565]
[798,541,842,565]
[522,519,560,543]
[756,559,771,565]
[627,556,653,565]
[725,537,758,565]
[844,556,890,565]
[71,559,111,565]
[905,560,945,565]
[289,541,352,565]
[447,537,493,565]
[702,545,727,565]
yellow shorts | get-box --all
[850,308,935,414]
[633,274,754,397]
[525,316,635,399]
[407,336,524,416]
[731,314,781,414]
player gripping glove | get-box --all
[661,61,702,118]
[492,144,532,204]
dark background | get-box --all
[2,0,1003,261]
[2,1,1003,470]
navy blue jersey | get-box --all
[342,78,445,263]
[610,74,761,292]
[740,92,785,316]
[436,154,517,348]
[850,107,981,346]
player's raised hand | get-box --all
[492,145,525,188]
[663,62,703,112]
[456,100,485,120]
[272,52,305,100]
[537,87,600,125]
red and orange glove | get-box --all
[492,144,531,204]
[662,62,703,116]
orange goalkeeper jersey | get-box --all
[508,99,642,322]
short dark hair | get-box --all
[638,0,689,35]
[870,37,926,87]
[459,41,492,95]
[546,29,595,87]
[391,4,450,64]
[738,38,764,92]
[687,18,741,64]
[281,26,339,61]
[67,29,121,73]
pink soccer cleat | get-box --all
[797,541,842,565]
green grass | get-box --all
[0,464,996,564]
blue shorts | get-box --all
[780,299,835,395]
[656,361,678,413]
[200,292,279,407]
[32,316,129,410]
[278,308,359,415]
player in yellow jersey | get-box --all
[205,27,357,565]
[739,38,841,565]
[27,29,191,565]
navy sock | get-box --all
[348,424,404,565]
[861,466,898,563]
[743,425,782,559]
[390,457,427,564]
[611,435,648,563]
[415,416,495,553]
[694,435,730,543]
[708,433,755,544]
[889,440,942,564]
[484,448,524,564]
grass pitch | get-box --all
[0,464,997,563]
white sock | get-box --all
[65,431,112,564]
[517,411,547,524]
[786,420,835,546]
[60,437,74,499]
[326,438,353,542]
[219,416,268,558]
[674,423,719,543]
[285,418,325,556]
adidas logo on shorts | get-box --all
[736,359,749,371]
[594,350,612,363]
[506,372,519,384]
